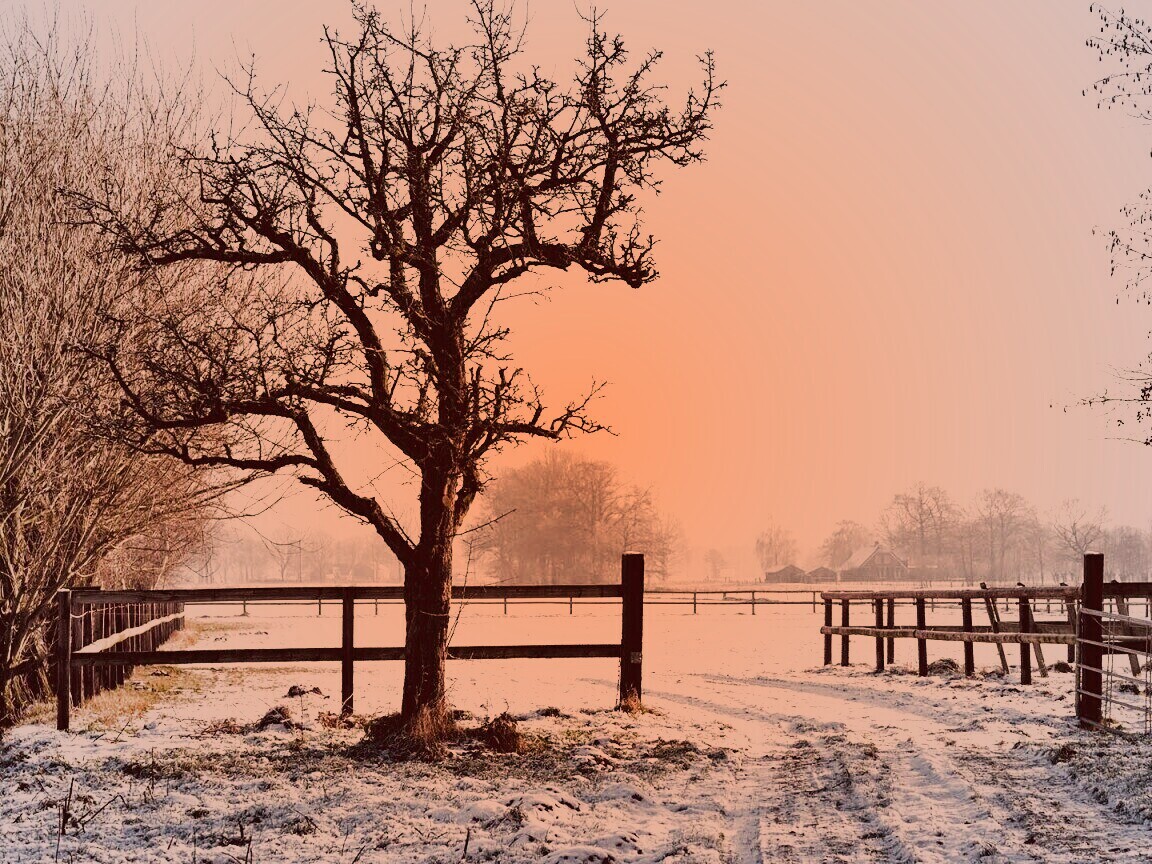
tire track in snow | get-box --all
[643,670,1152,863]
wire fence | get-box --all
[1077,605,1152,735]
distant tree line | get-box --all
[758,483,1145,584]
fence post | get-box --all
[823,599,833,665]
[874,599,884,673]
[886,598,895,663]
[916,598,928,676]
[693,592,697,615]
[341,588,355,716]
[1018,596,1032,685]
[751,591,756,616]
[1078,552,1104,728]
[619,554,644,705]
[56,590,72,731]
[840,600,850,667]
[961,598,974,677]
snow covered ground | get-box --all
[4,599,1152,862]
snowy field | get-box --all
[5,599,1152,862]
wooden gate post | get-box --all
[840,600,850,666]
[874,599,885,673]
[341,588,355,716]
[619,553,645,705]
[823,599,833,665]
[1078,552,1104,728]
[1018,596,1032,685]
[886,598,895,664]
[961,598,974,677]
[916,598,928,676]
[56,590,72,731]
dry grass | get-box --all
[18,619,212,730]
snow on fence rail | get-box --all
[53,592,185,721]
[54,554,645,732]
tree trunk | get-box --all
[401,542,453,730]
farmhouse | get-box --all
[838,544,909,582]
[806,566,838,583]
[763,564,807,584]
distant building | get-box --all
[838,544,909,582]
[806,566,838,584]
[764,564,807,584]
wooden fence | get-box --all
[55,554,644,731]
[55,592,185,716]
[819,585,1079,682]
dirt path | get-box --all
[644,668,1152,863]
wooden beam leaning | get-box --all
[980,582,1011,674]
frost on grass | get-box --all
[0,700,743,864]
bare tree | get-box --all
[1085,8,1152,427]
[754,521,798,572]
[0,19,220,726]
[819,520,872,569]
[975,489,1033,583]
[879,483,955,568]
[1107,525,1150,580]
[77,3,719,746]
[474,451,679,583]
[1051,499,1107,566]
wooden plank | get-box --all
[1101,581,1152,598]
[980,582,1010,674]
[913,630,1075,645]
[72,584,625,604]
[1021,596,1047,678]
[820,627,1076,644]
[449,644,622,660]
[71,643,626,666]
[72,648,346,665]
[822,587,1078,601]
[821,626,922,638]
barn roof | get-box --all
[840,544,906,571]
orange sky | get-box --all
[24,0,1152,574]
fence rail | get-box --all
[55,554,645,732]
[819,585,1078,680]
